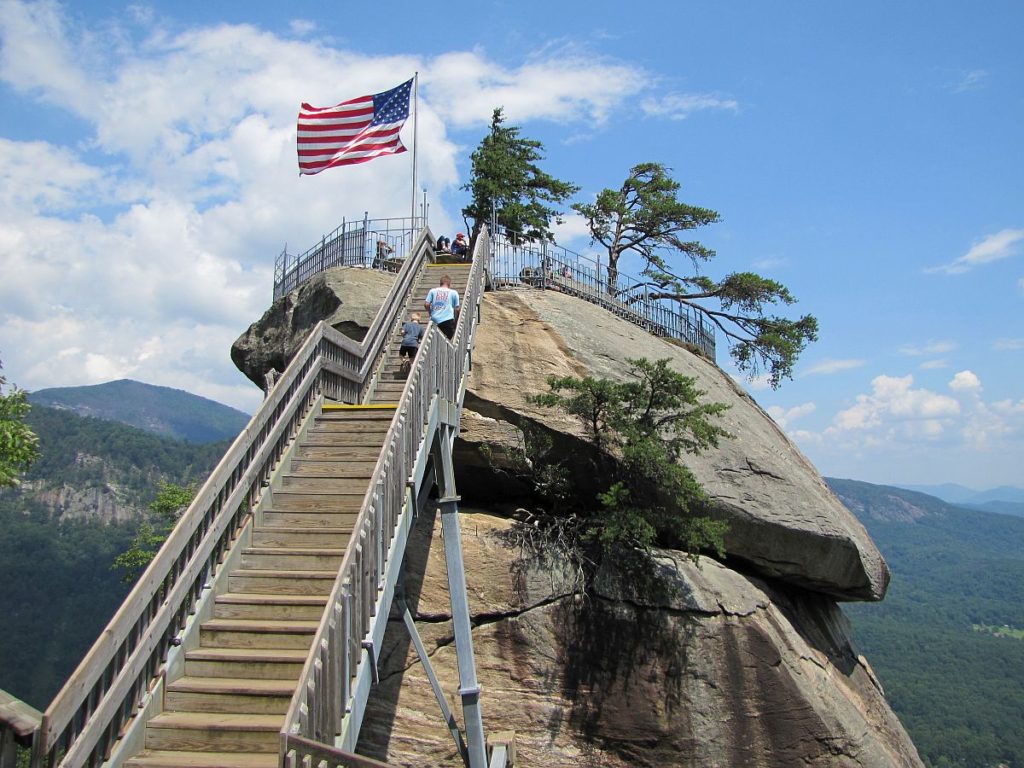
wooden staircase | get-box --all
[124,406,392,768]
[123,261,473,768]
[371,264,473,405]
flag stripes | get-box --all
[297,79,413,175]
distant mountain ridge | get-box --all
[29,379,249,443]
[825,477,965,523]
[895,481,1024,505]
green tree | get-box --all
[573,163,819,387]
[113,481,195,582]
[531,357,731,556]
[0,358,39,487]
[462,107,579,243]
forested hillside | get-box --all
[830,478,1024,768]
[0,405,228,708]
[29,379,249,443]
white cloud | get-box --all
[949,370,981,393]
[641,92,739,120]
[427,49,648,129]
[551,213,593,244]
[289,19,316,36]
[766,402,816,429]
[751,256,788,270]
[0,3,662,412]
[993,338,1024,351]
[898,339,956,356]
[948,68,989,93]
[927,228,1024,275]
[802,358,865,376]
[920,359,948,370]
[830,374,959,436]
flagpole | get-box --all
[411,72,419,228]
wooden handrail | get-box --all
[281,229,489,756]
[33,226,438,768]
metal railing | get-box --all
[31,227,440,768]
[274,215,426,300]
[488,227,716,358]
[281,230,489,765]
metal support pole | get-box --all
[436,424,487,768]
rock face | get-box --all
[231,267,396,388]
[232,267,920,766]
[461,290,888,601]
[357,511,921,768]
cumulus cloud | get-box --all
[949,370,981,392]
[927,228,1024,275]
[640,92,739,120]
[829,374,959,437]
[0,2,663,412]
[801,358,865,376]
[766,402,816,429]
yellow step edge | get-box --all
[322,404,397,410]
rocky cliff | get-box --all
[232,267,923,767]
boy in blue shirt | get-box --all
[424,275,460,340]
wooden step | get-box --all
[260,509,360,528]
[269,491,365,511]
[251,526,353,548]
[279,475,372,493]
[200,617,319,649]
[143,712,282,753]
[226,569,336,597]
[293,445,383,460]
[310,420,391,433]
[241,547,344,571]
[214,592,328,621]
[127,749,277,768]
[286,459,378,477]
[164,676,295,715]
[184,647,308,680]
[318,407,395,421]
[300,432,388,447]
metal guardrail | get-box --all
[488,227,716,358]
[281,230,489,765]
[274,215,426,300]
[31,227,440,768]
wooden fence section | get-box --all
[1,688,41,768]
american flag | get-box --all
[297,78,413,176]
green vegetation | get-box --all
[462,107,579,243]
[529,357,730,556]
[573,163,818,387]
[972,624,1024,640]
[29,378,249,443]
[0,358,40,487]
[831,478,1024,768]
[0,405,226,708]
[22,405,226,506]
[0,499,138,707]
[113,482,196,583]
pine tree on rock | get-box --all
[462,108,579,243]
[573,162,818,387]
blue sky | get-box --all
[0,1,1021,488]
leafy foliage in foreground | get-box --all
[113,482,196,583]
[0,359,39,487]
[831,478,1024,768]
[530,357,731,556]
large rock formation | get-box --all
[357,511,920,767]
[231,268,396,388]
[231,267,921,766]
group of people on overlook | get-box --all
[435,232,469,259]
